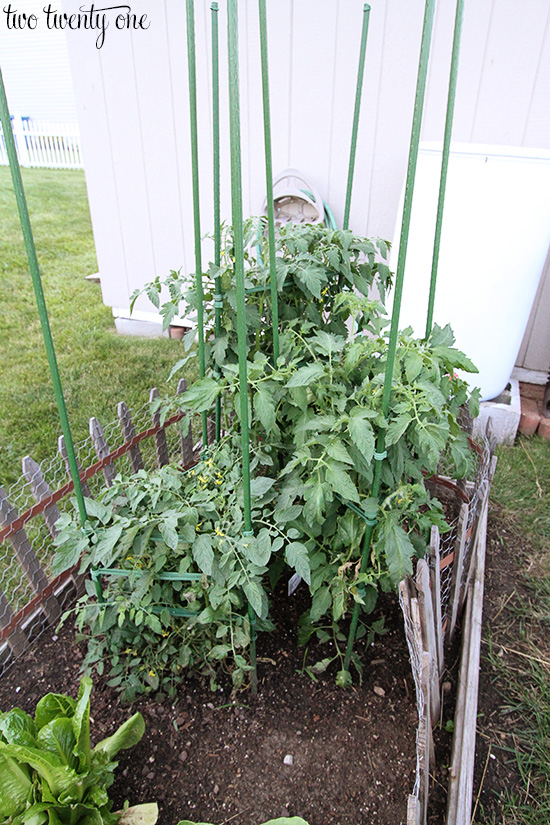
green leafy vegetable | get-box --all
[0,677,146,825]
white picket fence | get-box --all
[0,114,83,170]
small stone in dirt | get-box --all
[146,772,154,780]
[442,681,452,694]
[213,785,219,795]
[283,754,293,766]
[373,685,385,697]
[179,751,188,762]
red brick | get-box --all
[519,397,541,436]
[520,382,545,403]
[537,416,550,440]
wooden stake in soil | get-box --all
[407,794,421,825]
[446,489,489,825]
[416,559,441,724]
[419,648,432,823]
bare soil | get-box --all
[0,504,528,825]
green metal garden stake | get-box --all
[227,0,253,535]
[0,66,88,529]
[425,0,464,338]
[343,4,371,232]
[211,1,222,441]
[186,0,208,449]
[248,603,258,695]
[258,0,280,364]
[227,0,257,694]
[343,0,437,674]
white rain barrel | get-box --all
[390,143,550,401]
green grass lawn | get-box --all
[0,167,187,489]
[481,435,550,822]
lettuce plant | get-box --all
[0,676,145,825]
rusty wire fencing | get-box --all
[0,381,208,672]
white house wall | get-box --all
[61,0,550,370]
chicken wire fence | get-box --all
[0,387,208,669]
[0,401,492,685]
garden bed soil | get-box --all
[0,505,526,825]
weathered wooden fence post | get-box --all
[58,435,91,497]
[22,455,61,539]
[117,401,145,472]
[0,487,60,623]
[177,379,194,466]
[150,388,170,467]
[90,417,117,486]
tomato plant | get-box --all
[60,220,480,690]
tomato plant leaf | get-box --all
[326,440,354,466]
[310,586,332,622]
[404,350,423,383]
[285,542,311,585]
[380,519,415,584]
[385,414,411,446]
[179,377,222,413]
[325,461,359,503]
[348,411,375,463]
[243,580,268,619]
[192,534,213,576]
[286,363,326,388]
[253,387,277,433]
[250,477,276,499]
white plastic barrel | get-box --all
[390,143,550,400]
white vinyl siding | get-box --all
[60,0,550,369]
